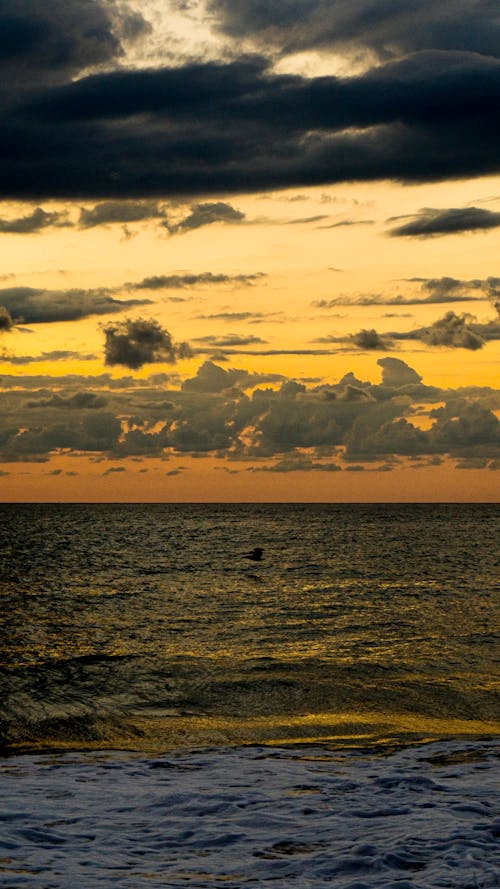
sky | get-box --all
[0,0,499,502]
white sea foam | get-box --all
[1,739,498,888]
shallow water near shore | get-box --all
[2,738,499,888]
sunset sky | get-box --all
[0,0,499,501]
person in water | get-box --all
[245,547,263,561]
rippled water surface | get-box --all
[1,503,499,752]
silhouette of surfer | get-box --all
[245,547,263,562]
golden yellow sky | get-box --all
[0,1,499,500]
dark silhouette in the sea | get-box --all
[245,547,263,562]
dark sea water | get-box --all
[1,503,499,754]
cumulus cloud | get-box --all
[0,359,499,463]
[389,207,500,237]
[0,207,69,234]
[0,287,151,324]
[377,358,422,388]
[350,329,393,350]
[397,311,486,350]
[103,317,192,369]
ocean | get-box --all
[1,503,499,887]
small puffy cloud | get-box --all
[182,360,248,393]
[0,287,151,324]
[103,317,191,369]
[102,466,126,476]
[79,201,167,228]
[165,202,245,234]
[350,329,392,350]
[377,358,422,388]
[0,207,69,234]
[389,207,500,238]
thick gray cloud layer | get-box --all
[0,0,498,200]
[0,357,498,463]
[206,0,500,60]
[0,0,148,86]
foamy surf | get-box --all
[1,739,498,888]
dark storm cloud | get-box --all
[0,287,151,323]
[388,207,500,237]
[206,0,500,60]
[102,317,192,369]
[0,207,69,234]
[1,48,499,198]
[0,0,149,87]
